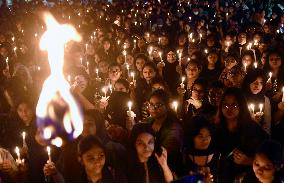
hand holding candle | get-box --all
[127,101,136,118]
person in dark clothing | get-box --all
[240,140,284,183]
[126,123,173,183]
[182,115,219,182]
[215,88,268,183]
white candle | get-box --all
[47,146,51,162]
[96,69,99,78]
[267,72,272,82]
[15,146,20,161]
[244,62,247,73]
[80,57,83,65]
[133,39,136,48]
[199,33,202,42]
[130,72,135,81]
[67,75,71,83]
[180,76,185,89]
[5,57,9,69]
[128,101,132,111]
[126,64,130,76]
[259,103,263,113]
[158,51,162,61]
[254,62,258,68]
[204,49,208,54]
[250,104,255,114]
[22,131,26,145]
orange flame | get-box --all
[36,13,83,146]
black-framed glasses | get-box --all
[147,103,164,110]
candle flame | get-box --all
[36,13,83,146]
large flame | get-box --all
[36,13,83,146]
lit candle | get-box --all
[126,64,130,77]
[15,146,21,162]
[22,131,26,145]
[80,57,83,65]
[172,101,178,113]
[86,62,89,74]
[158,51,162,61]
[96,69,99,78]
[180,76,185,89]
[128,101,132,111]
[5,57,9,69]
[12,37,15,42]
[204,49,208,54]
[148,46,153,56]
[37,66,41,71]
[47,146,51,162]
[244,62,247,73]
[259,103,263,113]
[282,87,284,102]
[267,72,272,82]
[199,33,202,42]
[130,72,135,82]
[254,62,258,68]
[133,39,136,48]
[158,37,161,45]
[177,50,182,66]
[250,104,255,114]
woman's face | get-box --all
[74,75,88,91]
[17,103,33,124]
[143,66,156,82]
[193,128,212,150]
[207,53,218,65]
[186,63,200,79]
[103,41,111,51]
[222,95,240,121]
[253,153,276,183]
[250,77,263,95]
[99,61,109,74]
[166,51,176,63]
[114,82,128,93]
[242,55,254,66]
[208,88,223,107]
[191,84,205,101]
[81,146,106,176]
[148,96,167,119]
[269,53,282,70]
[224,56,237,69]
[135,58,146,72]
[108,66,122,82]
[135,133,155,162]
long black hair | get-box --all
[217,87,252,126]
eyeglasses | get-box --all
[147,103,164,110]
[222,103,239,109]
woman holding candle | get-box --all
[177,59,202,100]
[263,49,284,100]
[242,69,271,135]
[135,62,160,120]
[126,123,174,183]
[144,89,183,174]
[215,87,268,182]
[134,53,148,79]
[71,71,96,110]
[200,50,222,83]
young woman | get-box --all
[134,62,160,120]
[127,123,174,183]
[134,54,148,79]
[263,49,284,100]
[215,88,268,182]
[144,89,184,174]
[200,50,222,83]
[183,78,210,126]
[242,69,271,135]
[241,140,284,183]
[182,115,218,182]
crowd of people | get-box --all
[0,0,284,182]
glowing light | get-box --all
[36,13,83,146]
